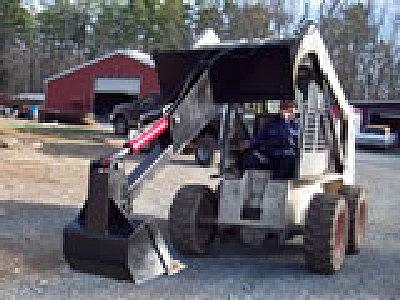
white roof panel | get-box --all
[94,78,140,94]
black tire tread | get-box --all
[169,185,217,255]
[113,116,128,136]
[304,193,348,274]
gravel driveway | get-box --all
[0,134,399,299]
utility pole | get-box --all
[391,13,400,98]
[304,1,309,21]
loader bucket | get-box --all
[127,220,175,284]
[64,215,175,283]
[63,160,181,283]
[154,42,295,105]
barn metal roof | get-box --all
[44,49,155,84]
[17,93,45,102]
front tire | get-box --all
[304,193,349,274]
[114,116,128,136]
[169,185,218,255]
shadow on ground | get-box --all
[168,158,199,166]
[40,141,199,167]
[356,147,400,155]
[0,201,78,276]
[0,200,307,282]
[40,141,121,160]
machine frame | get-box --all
[63,24,366,282]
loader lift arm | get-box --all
[63,49,225,283]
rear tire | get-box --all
[339,185,367,254]
[114,116,128,136]
[194,134,216,166]
[169,185,218,255]
[304,193,348,274]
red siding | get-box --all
[45,54,160,114]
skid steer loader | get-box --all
[63,24,367,283]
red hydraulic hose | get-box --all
[124,116,169,154]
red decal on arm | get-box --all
[124,117,169,154]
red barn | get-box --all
[44,50,160,122]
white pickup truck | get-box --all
[356,125,397,149]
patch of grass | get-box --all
[13,123,113,139]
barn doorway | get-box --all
[93,77,140,122]
[94,93,136,117]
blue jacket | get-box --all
[250,116,299,157]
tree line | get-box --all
[1,0,399,101]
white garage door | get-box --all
[94,77,140,94]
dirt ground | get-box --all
[0,119,110,205]
[0,118,217,208]
[0,118,218,297]
[1,118,399,299]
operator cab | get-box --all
[221,100,300,180]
